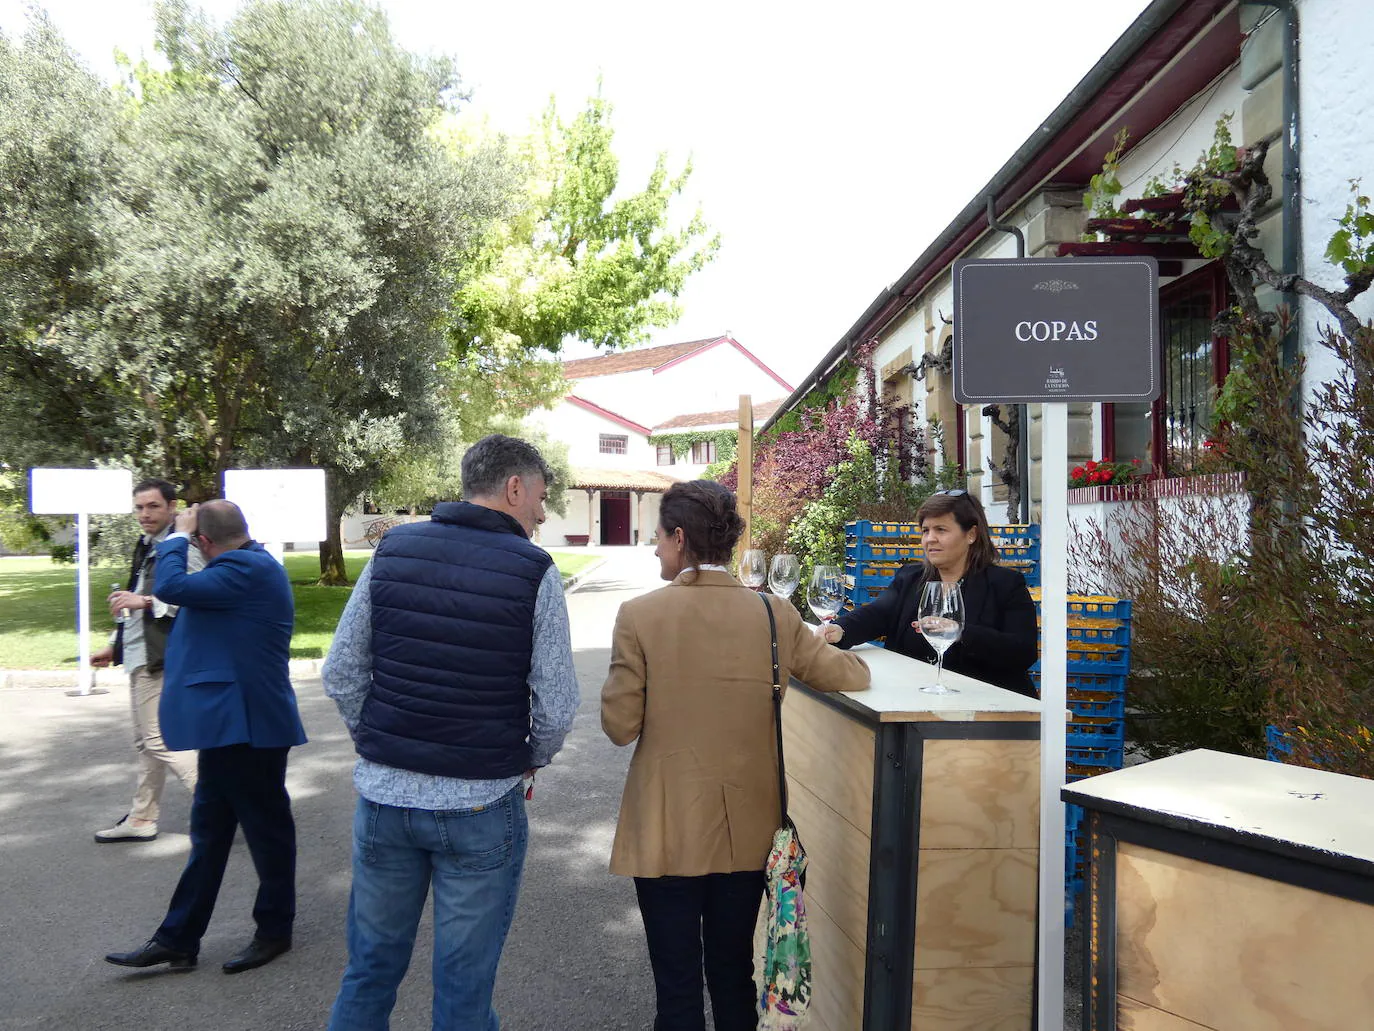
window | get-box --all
[1105,263,1229,476]
[656,444,675,466]
[691,440,717,464]
[599,434,628,456]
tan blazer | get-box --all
[601,570,870,878]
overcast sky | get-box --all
[2,0,1153,391]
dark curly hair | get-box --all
[659,480,746,565]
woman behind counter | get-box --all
[601,480,869,1031]
[817,489,1038,696]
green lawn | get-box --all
[0,548,601,669]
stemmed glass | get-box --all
[768,554,801,600]
[807,565,844,624]
[916,581,964,694]
[738,549,767,591]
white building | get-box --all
[528,334,791,546]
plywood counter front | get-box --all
[1063,749,1374,1031]
[784,645,1041,1031]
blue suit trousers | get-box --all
[154,744,296,954]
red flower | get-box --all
[1071,466,1085,479]
[1085,460,1099,471]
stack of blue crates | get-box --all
[1031,591,1134,926]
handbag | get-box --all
[757,593,813,1029]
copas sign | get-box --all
[952,256,1160,404]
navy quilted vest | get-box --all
[355,502,552,779]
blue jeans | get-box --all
[327,788,528,1031]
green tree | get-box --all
[370,415,570,520]
[1,2,516,583]
[445,91,719,362]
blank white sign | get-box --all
[30,468,133,514]
[223,468,328,544]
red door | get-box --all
[600,492,631,546]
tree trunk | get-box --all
[318,472,351,586]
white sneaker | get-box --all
[94,815,159,843]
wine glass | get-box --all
[915,581,964,694]
[768,554,801,600]
[738,549,767,590]
[111,582,127,625]
[807,565,844,624]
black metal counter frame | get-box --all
[1064,749,1374,1031]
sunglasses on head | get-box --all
[935,489,968,498]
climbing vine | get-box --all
[647,428,738,464]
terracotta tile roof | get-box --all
[652,399,784,432]
[568,468,683,493]
[561,337,725,379]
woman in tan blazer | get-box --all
[602,480,869,1031]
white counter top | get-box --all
[805,644,1042,723]
[1063,748,1374,872]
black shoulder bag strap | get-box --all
[760,592,790,829]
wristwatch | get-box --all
[143,595,155,610]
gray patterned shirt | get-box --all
[322,558,579,811]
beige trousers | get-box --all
[128,666,198,823]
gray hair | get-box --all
[461,434,552,500]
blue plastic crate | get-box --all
[1266,724,1293,762]
[1067,721,1125,749]
[988,524,1040,540]
[997,542,1041,562]
[848,540,923,562]
[1067,597,1134,621]
[1067,742,1125,768]
[843,559,902,581]
[846,520,922,540]
[1067,694,1126,720]
[1031,644,1131,677]
[1032,671,1128,698]
[1064,623,1132,646]
[849,585,889,606]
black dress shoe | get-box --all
[105,939,196,971]
[221,936,291,974]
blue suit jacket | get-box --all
[154,536,308,751]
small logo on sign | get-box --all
[1033,279,1079,293]
[1045,365,1070,393]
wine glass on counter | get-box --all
[768,553,801,600]
[807,565,844,624]
[915,581,964,694]
[738,549,767,590]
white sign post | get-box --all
[223,468,328,564]
[30,468,134,696]
[954,256,1158,1030]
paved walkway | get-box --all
[0,548,665,1031]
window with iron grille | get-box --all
[599,434,628,456]
[1105,263,1228,476]
[656,445,675,466]
[691,441,716,464]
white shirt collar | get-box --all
[683,564,730,573]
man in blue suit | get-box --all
[106,499,308,975]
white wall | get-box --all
[1294,0,1374,388]
[525,399,657,469]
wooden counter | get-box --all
[784,644,1042,1031]
[1062,749,1374,1031]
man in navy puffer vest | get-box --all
[323,435,579,1031]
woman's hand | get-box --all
[813,622,843,645]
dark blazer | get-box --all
[154,537,308,751]
[836,563,1039,696]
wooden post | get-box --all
[738,395,754,554]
